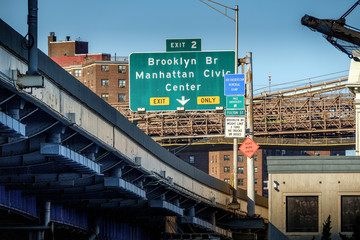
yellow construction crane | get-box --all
[301,1,360,60]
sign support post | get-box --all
[231,5,240,209]
[245,52,255,217]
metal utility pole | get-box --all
[245,52,255,217]
[232,5,239,206]
[17,0,43,88]
[199,0,240,209]
[27,0,39,75]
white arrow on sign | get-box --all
[176,96,190,106]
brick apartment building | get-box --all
[209,149,266,196]
[48,32,129,107]
[47,32,269,196]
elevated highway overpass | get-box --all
[0,19,267,240]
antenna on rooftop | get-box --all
[268,73,271,93]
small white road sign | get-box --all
[225,117,246,138]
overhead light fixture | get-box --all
[17,74,44,88]
[216,106,224,112]
[176,107,185,113]
[137,107,146,113]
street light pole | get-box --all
[232,4,239,207]
[200,0,240,209]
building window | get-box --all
[189,155,195,164]
[224,155,230,161]
[74,69,82,77]
[237,155,243,162]
[253,155,257,161]
[101,65,109,72]
[101,93,109,101]
[255,167,258,173]
[101,79,109,86]
[224,178,230,183]
[118,79,126,88]
[118,94,126,102]
[118,65,126,73]
[286,196,318,232]
[254,178,258,184]
[341,195,360,232]
[237,167,244,174]
[224,167,230,172]
[238,178,244,186]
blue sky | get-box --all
[1,0,359,93]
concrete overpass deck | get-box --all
[0,19,267,239]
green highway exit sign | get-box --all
[225,109,246,116]
[166,39,201,52]
[226,96,245,109]
[129,51,235,111]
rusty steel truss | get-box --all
[253,78,354,146]
[114,78,355,146]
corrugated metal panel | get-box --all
[149,200,184,216]
[40,143,101,174]
[104,177,146,199]
[0,111,26,137]
[0,186,37,216]
[98,218,153,240]
[181,216,232,238]
[51,204,88,230]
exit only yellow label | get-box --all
[197,96,220,104]
[150,97,170,105]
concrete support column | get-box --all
[86,153,95,161]
[173,199,180,207]
[88,221,99,240]
[47,133,61,144]
[7,99,25,120]
[29,231,38,240]
[46,126,65,144]
[112,167,122,178]
[40,201,51,240]
[8,109,20,120]
[188,207,195,218]
[43,201,51,226]
[210,213,216,225]
[160,194,166,201]
[346,54,360,155]
[85,145,99,161]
